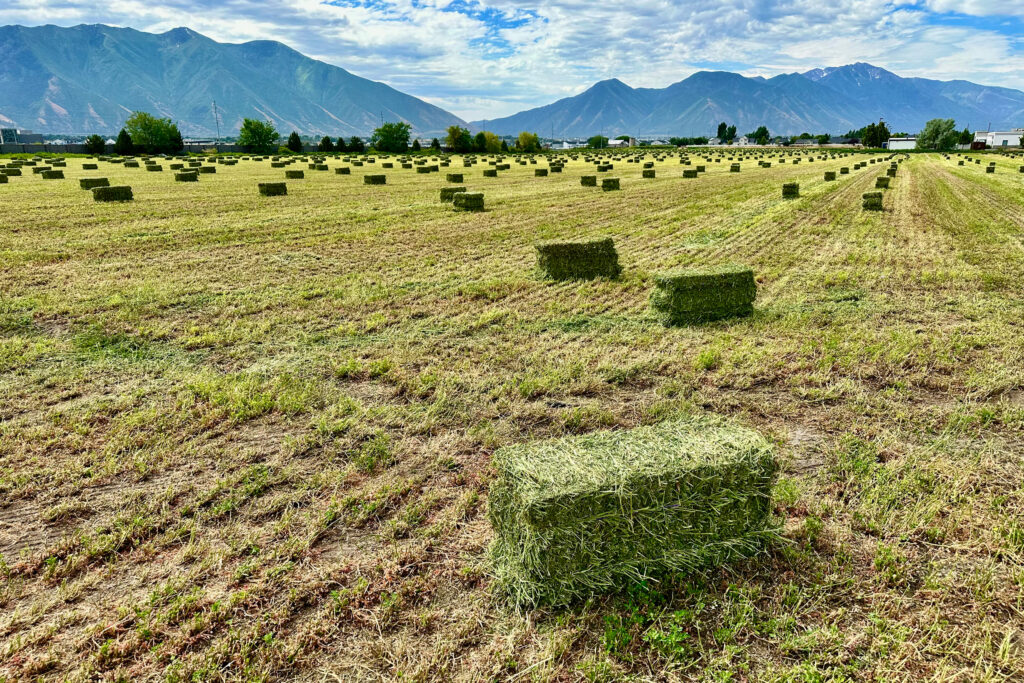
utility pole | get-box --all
[212,101,221,141]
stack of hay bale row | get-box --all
[488,417,778,606]
[535,238,621,280]
[650,264,756,326]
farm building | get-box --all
[974,129,1023,148]
[887,137,917,150]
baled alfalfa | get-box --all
[0,174,7,184]
[258,182,287,197]
[597,164,613,172]
[41,170,64,179]
[695,165,706,173]
[446,173,464,183]
[335,167,351,175]
[416,166,433,174]
[92,185,133,202]
[580,175,597,187]
[782,182,799,198]
[730,163,740,172]
[80,177,110,190]
[483,169,498,178]
[535,168,549,177]
[642,169,656,179]
[1019,165,1024,173]
[886,167,896,177]
[124,161,140,168]
[82,163,98,170]
[862,191,883,211]
[271,161,287,168]
[875,176,890,189]
[2,168,22,176]
[382,162,394,169]
[285,170,305,179]
[824,171,836,181]
[650,264,756,325]
[364,174,387,185]
[175,171,199,182]
[986,166,995,174]
[440,186,467,202]
[146,165,163,172]
[488,417,778,607]
[453,192,484,211]
[535,237,621,280]
[353,161,364,167]
[840,167,849,175]
[683,169,699,179]
[32,166,51,174]
[602,177,620,191]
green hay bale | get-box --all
[0,174,7,184]
[862,191,883,211]
[446,173,464,183]
[440,186,467,202]
[535,168,549,177]
[2,168,22,176]
[382,162,394,169]
[271,162,286,168]
[32,166,51,174]
[730,164,740,172]
[602,178,620,191]
[650,264,756,325]
[453,192,484,211]
[875,177,890,189]
[488,417,778,607]
[41,170,64,179]
[259,182,287,197]
[79,177,110,190]
[986,166,995,174]
[886,168,896,177]
[146,165,163,172]
[285,170,304,179]
[175,172,199,182]
[840,167,849,174]
[364,175,386,185]
[83,163,98,170]
[1019,166,1024,173]
[781,183,799,198]
[483,169,498,178]
[824,171,836,181]
[353,161,364,167]
[335,167,351,175]
[642,169,656,178]
[416,166,432,174]
[580,175,597,187]
[683,169,698,178]
[696,165,706,173]
[123,161,140,168]
[535,238,621,281]
[92,185,133,202]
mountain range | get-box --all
[0,24,465,136]
[2,24,1023,139]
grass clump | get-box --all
[535,237,621,280]
[488,417,778,607]
[650,264,756,326]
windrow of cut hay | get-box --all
[488,417,778,607]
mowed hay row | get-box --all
[535,237,621,280]
[488,417,778,607]
[650,264,757,325]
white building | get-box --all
[974,129,1023,148]
[734,136,750,146]
[887,137,917,150]
[606,139,629,148]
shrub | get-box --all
[92,186,133,202]
[782,183,799,198]
[285,170,304,179]
[580,175,597,187]
[535,238,620,280]
[453,192,484,211]
[80,177,110,189]
[862,191,883,211]
[175,172,199,182]
[258,182,287,196]
[488,417,778,606]
[650,264,756,325]
[440,186,467,202]
[602,178,620,191]
[364,175,386,185]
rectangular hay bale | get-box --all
[535,237,620,280]
[650,264,756,325]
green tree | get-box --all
[817,134,831,145]
[588,135,609,148]
[958,127,973,145]
[348,136,365,153]
[500,140,509,152]
[916,118,958,151]
[335,137,347,153]
[123,111,182,154]
[445,125,473,153]
[84,134,105,155]
[318,135,335,152]
[748,126,771,146]
[716,122,728,140]
[287,131,303,153]
[478,131,502,153]
[370,121,411,153]
[113,129,134,155]
[411,138,421,151]
[861,121,891,148]
[430,138,441,151]
[237,119,279,153]
[725,125,737,142]
[473,131,487,153]
[516,131,541,153]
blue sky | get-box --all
[2,0,1022,120]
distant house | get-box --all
[887,137,917,150]
[828,137,854,145]
[791,138,817,146]
[0,128,44,144]
[734,136,750,146]
[707,137,722,146]
[974,129,1023,148]
[607,139,629,148]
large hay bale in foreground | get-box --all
[488,417,778,607]
[535,238,620,280]
[259,182,287,197]
[92,186,133,202]
[862,191,883,211]
[79,177,110,190]
[650,264,756,325]
[453,192,484,211]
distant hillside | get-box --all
[0,24,466,136]
[471,63,1024,137]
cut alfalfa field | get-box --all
[488,417,778,607]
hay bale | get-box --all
[650,264,756,325]
[535,238,620,280]
[840,167,849,175]
[41,170,64,179]
[862,191,883,211]
[602,178,620,191]
[535,168,549,177]
[335,167,351,175]
[92,185,133,202]
[683,169,698,178]
[259,182,287,197]
[124,161,140,168]
[824,171,836,181]
[483,169,498,178]
[285,170,304,179]
[79,177,110,190]
[886,168,896,177]
[0,174,7,184]
[875,177,890,189]
[695,165,706,173]
[83,163,98,170]
[730,164,740,172]
[782,183,799,198]
[2,168,22,176]
[986,166,995,174]
[581,175,597,187]
[446,173,464,183]
[440,186,466,202]
[488,417,778,606]
[364,175,386,185]
[175,172,199,182]
[642,169,656,178]
[453,192,484,211]
[146,165,163,172]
